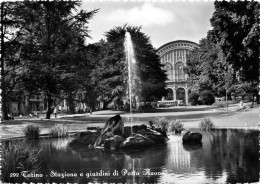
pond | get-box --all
[2,129,259,184]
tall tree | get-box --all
[210,0,259,102]
[1,2,31,120]
[12,1,97,118]
[185,36,234,97]
[93,25,167,109]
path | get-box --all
[0,103,259,139]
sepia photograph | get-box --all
[0,0,259,183]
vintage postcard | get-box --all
[1,0,259,184]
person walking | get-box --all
[53,107,58,118]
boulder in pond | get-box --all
[183,142,202,151]
[104,135,125,150]
[120,133,154,149]
[94,114,124,147]
[182,131,202,143]
[124,125,167,144]
[69,129,101,147]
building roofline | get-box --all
[157,40,198,51]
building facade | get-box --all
[157,40,198,105]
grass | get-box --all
[1,141,41,182]
[169,119,185,133]
[199,117,215,131]
[23,125,40,139]
[154,117,170,131]
[49,123,68,138]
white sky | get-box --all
[81,0,215,48]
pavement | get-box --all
[0,103,259,140]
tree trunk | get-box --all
[46,94,53,119]
[1,2,8,120]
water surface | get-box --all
[2,129,259,183]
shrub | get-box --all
[49,124,68,138]
[199,118,215,130]
[213,101,226,108]
[188,92,200,106]
[154,117,170,131]
[169,119,184,133]
[23,125,40,139]
[200,90,215,105]
[1,141,41,182]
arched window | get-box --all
[175,63,185,81]
[165,63,172,81]
[165,88,173,100]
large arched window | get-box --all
[165,88,173,100]
[175,62,185,81]
[165,63,172,81]
[176,88,186,103]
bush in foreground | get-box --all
[169,119,184,133]
[1,141,41,182]
[49,124,68,138]
[23,125,40,139]
[199,118,215,130]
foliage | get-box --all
[1,141,41,182]
[200,90,215,105]
[49,124,68,138]
[169,119,184,133]
[14,1,98,118]
[213,101,227,109]
[154,117,170,131]
[188,92,200,106]
[92,25,167,109]
[185,36,235,97]
[210,1,259,101]
[23,125,40,139]
[199,118,215,131]
[1,2,32,120]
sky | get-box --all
[81,0,215,48]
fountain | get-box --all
[124,32,136,134]
[69,32,168,150]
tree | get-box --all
[1,2,33,120]
[15,1,97,118]
[92,25,167,109]
[200,90,215,105]
[185,36,235,97]
[210,0,259,102]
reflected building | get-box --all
[157,40,198,105]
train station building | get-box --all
[157,40,198,106]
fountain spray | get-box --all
[124,32,135,135]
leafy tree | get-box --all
[185,36,235,97]
[1,2,33,120]
[93,25,167,109]
[15,1,97,118]
[210,0,259,102]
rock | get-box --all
[120,134,154,149]
[124,124,147,138]
[69,130,101,146]
[124,125,167,144]
[182,131,202,143]
[183,142,202,151]
[104,135,125,150]
[146,129,167,144]
[94,114,124,147]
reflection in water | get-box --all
[1,129,259,183]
